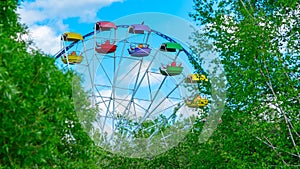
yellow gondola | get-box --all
[61,51,83,64]
[60,32,84,65]
[61,32,83,41]
[185,96,208,108]
[185,74,208,83]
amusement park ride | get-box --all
[58,22,208,107]
[55,21,210,151]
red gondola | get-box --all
[94,21,117,54]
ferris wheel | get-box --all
[55,21,209,157]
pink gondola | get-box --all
[94,21,117,54]
[95,40,117,54]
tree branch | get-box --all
[258,68,300,160]
[263,136,287,165]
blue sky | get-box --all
[96,0,194,21]
[18,0,196,55]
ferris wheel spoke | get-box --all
[146,76,167,112]
[95,86,114,119]
[134,78,185,132]
[78,49,95,89]
[118,60,141,83]
[131,100,139,121]
[148,79,185,116]
[102,52,118,135]
[86,52,99,107]
[148,104,183,141]
[95,99,111,108]
[113,40,129,80]
[148,70,167,84]
[95,84,134,92]
[120,50,160,127]
[99,62,113,86]
[141,101,185,140]
[112,52,117,131]
[121,58,144,119]
[114,92,132,111]
[131,99,148,112]
[146,71,154,101]
[108,40,126,126]
[150,100,184,118]
[161,130,170,146]
[131,76,167,132]
[96,95,139,124]
[113,94,134,128]
[131,58,144,91]
[101,55,118,134]
[101,92,115,138]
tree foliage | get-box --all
[0,1,100,168]
[189,0,300,167]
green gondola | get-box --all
[160,66,183,76]
[160,42,183,52]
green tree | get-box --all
[190,0,300,167]
[0,1,100,168]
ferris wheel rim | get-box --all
[54,24,205,74]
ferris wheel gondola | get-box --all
[185,74,208,83]
[183,74,209,107]
[159,61,183,76]
[159,42,184,76]
[60,32,84,65]
[94,21,118,54]
[160,42,183,54]
[127,23,152,57]
[185,95,208,107]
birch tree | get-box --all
[190,0,300,166]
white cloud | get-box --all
[17,0,124,55]
[28,25,62,55]
[19,0,124,24]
